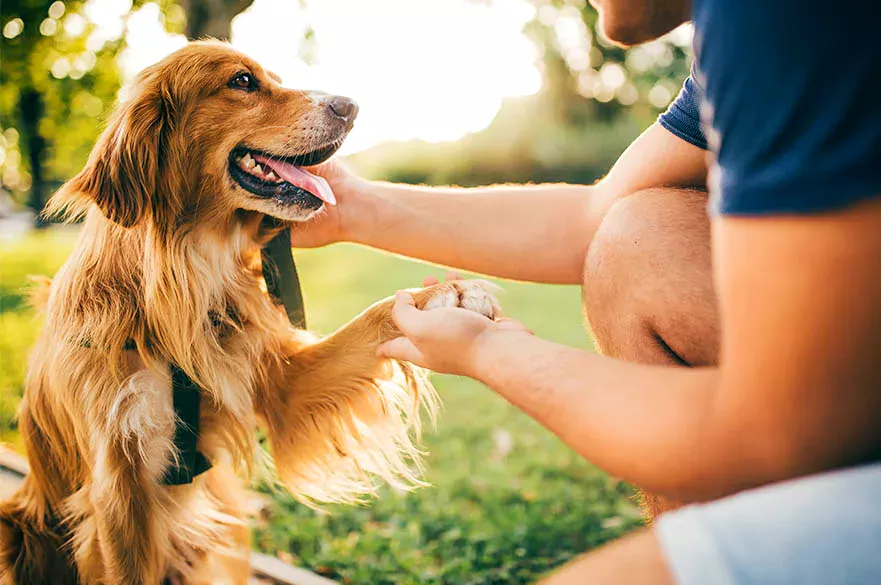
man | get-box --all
[297,0,881,582]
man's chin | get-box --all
[596,2,690,47]
[599,18,667,46]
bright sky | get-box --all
[93,0,542,154]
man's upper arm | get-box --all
[695,0,881,486]
[599,122,709,199]
[599,64,710,199]
[711,200,881,487]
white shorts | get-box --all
[655,462,881,585]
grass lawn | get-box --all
[0,229,642,584]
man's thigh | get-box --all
[583,188,719,367]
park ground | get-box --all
[0,230,642,585]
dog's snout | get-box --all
[327,96,359,126]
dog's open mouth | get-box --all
[229,142,340,209]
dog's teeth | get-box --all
[265,170,278,181]
[253,163,263,174]
[242,153,255,169]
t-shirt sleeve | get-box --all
[658,67,709,151]
[695,0,881,215]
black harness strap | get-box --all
[162,227,304,485]
[262,228,307,329]
[162,365,212,485]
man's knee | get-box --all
[583,188,718,366]
[583,188,702,324]
[585,190,666,310]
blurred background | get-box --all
[0,1,692,583]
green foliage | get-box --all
[527,0,691,118]
[0,0,186,208]
[0,233,643,582]
[1,1,125,200]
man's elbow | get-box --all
[646,422,809,504]
[677,421,844,503]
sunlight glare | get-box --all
[116,0,541,154]
[233,0,541,153]
[118,3,187,82]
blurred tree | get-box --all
[180,0,316,64]
[525,0,691,122]
[180,0,252,39]
[0,0,253,221]
[0,0,135,220]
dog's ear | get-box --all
[54,76,170,227]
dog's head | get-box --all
[55,41,356,228]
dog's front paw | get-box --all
[418,279,501,319]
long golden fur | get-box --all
[0,41,498,585]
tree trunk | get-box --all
[20,87,49,227]
[182,0,254,40]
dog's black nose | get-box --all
[327,96,359,126]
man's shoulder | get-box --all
[694,0,881,215]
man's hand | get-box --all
[378,279,531,377]
[290,158,372,248]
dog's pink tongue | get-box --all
[253,154,336,205]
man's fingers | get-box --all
[377,336,425,364]
[422,272,460,287]
[391,291,430,337]
[394,290,416,309]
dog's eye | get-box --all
[229,72,256,91]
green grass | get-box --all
[0,230,642,584]
[1,229,82,449]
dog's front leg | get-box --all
[259,280,499,504]
[81,369,178,585]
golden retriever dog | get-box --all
[0,41,498,585]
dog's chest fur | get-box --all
[33,216,296,582]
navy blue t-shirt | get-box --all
[658,0,881,215]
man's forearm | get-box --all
[470,330,770,502]
[345,182,615,284]
[334,123,707,283]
